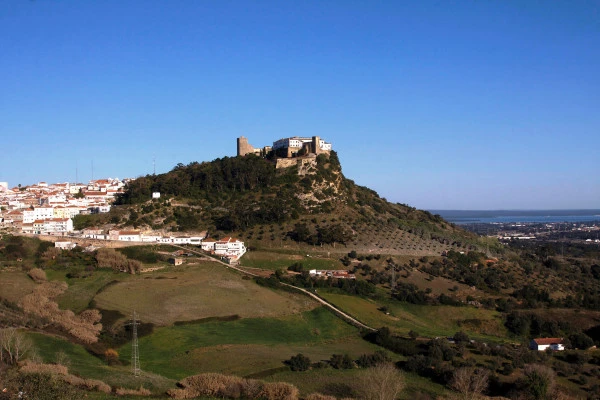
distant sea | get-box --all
[429,210,600,225]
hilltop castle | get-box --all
[237,136,332,158]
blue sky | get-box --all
[1,0,598,210]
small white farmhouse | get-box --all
[530,338,565,351]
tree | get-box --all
[568,332,594,350]
[356,363,405,400]
[0,328,33,365]
[329,353,354,369]
[450,367,489,400]
[522,364,556,400]
[287,353,311,371]
[104,348,119,365]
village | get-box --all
[0,179,247,263]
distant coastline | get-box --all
[429,209,600,225]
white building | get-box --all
[530,338,565,351]
[200,239,217,251]
[117,231,141,242]
[55,240,77,250]
[213,237,247,257]
[26,218,73,234]
[44,218,73,234]
[272,136,332,153]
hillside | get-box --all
[81,151,489,256]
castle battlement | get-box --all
[236,136,331,158]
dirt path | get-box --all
[170,245,376,332]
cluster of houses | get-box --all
[0,179,127,234]
[77,229,247,262]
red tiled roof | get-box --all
[533,338,563,345]
[119,231,140,236]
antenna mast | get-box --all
[129,311,141,377]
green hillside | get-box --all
[81,151,489,256]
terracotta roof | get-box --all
[533,338,563,345]
[119,231,140,236]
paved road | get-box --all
[171,244,376,332]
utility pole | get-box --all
[127,311,141,377]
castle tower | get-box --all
[312,136,321,155]
[237,136,255,156]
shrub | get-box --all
[306,393,336,400]
[259,382,299,400]
[115,386,152,396]
[167,373,298,400]
[356,363,405,400]
[27,267,47,282]
[286,353,311,371]
[305,394,336,400]
[104,348,119,365]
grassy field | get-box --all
[47,269,123,313]
[93,261,319,326]
[118,307,379,379]
[0,270,36,302]
[319,292,508,340]
[265,368,448,399]
[240,249,345,271]
[27,332,174,393]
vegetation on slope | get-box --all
[98,152,486,256]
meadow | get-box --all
[118,307,380,379]
[93,261,318,326]
[319,292,508,340]
[240,249,345,271]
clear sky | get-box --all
[1,0,598,210]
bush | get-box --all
[167,373,299,400]
[115,386,152,396]
[329,354,354,369]
[286,353,311,371]
[27,267,47,282]
[259,382,299,400]
[356,350,392,368]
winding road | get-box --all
[171,244,377,332]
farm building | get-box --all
[530,338,565,351]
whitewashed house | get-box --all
[118,231,141,242]
[214,237,247,258]
[200,239,217,251]
[55,240,77,250]
[44,218,73,234]
[530,338,565,351]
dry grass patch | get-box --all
[167,372,298,400]
[20,360,112,394]
[94,262,318,326]
[20,281,102,343]
[0,270,36,303]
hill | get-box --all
[82,151,489,256]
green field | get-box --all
[319,292,508,339]
[265,368,448,399]
[27,332,174,392]
[47,269,123,313]
[240,249,345,271]
[119,307,380,379]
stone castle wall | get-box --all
[237,136,256,156]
